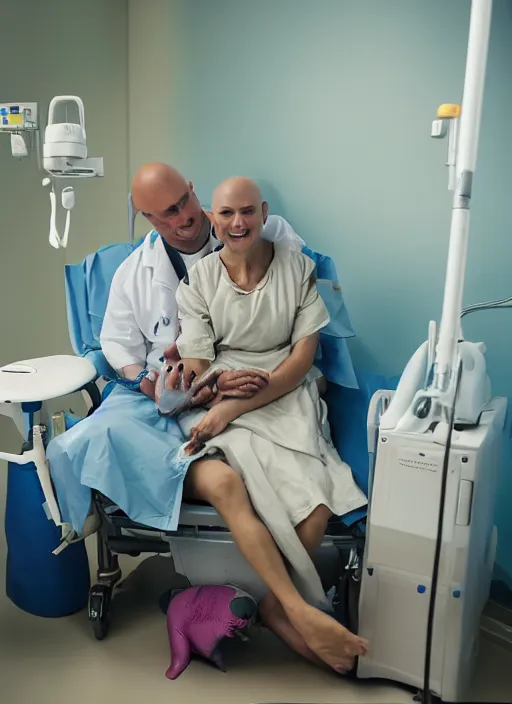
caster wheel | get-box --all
[88,584,112,640]
[158,589,173,615]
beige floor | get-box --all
[1,550,511,704]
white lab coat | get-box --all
[100,215,306,373]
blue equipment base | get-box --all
[5,461,91,618]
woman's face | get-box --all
[212,189,268,255]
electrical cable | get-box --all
[421,360,463,704]
[461,296,512,319]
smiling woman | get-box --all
[173,176,368,672]
[210,177,273,286]
[213,176,269,245]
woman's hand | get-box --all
[184,403,237,455]
[163,342,181,366]
[216,369,270,398]
[190,368,270,409]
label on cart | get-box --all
[396,447,441,473]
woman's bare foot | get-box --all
[259,594,323,667]
[287,603,369,673]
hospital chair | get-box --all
[59,238,369,641]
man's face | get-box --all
[138,181,205,248]
[212,190,268,255]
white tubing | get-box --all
[434,0,493,392]
[48,187,72,249]
[61,209,71,249]
[48,189,60,249]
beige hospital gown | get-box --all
[175,241,367,608]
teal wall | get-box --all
[164,0,512,585]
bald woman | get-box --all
[174,177,369,674]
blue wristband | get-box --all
[113,369,150,392]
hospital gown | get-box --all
[175,242,367,608]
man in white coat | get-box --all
[48,162,366,674]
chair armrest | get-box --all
[84,349,116,380]
[81,380,102,414]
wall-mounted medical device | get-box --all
[0,95,104,249]
[0,102,39,160]
[43,96,103,179]
[0,101,38,131]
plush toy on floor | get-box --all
[165,584,258,680]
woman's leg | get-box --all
[296,504,334,553]
[259,504,333,666]
[185,461,367,672]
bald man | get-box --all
[131,162,213,255]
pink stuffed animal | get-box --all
[165,584,257,680]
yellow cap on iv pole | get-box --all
[437,104,461,119]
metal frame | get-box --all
[87,485,365,641]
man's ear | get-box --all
[262,201,269,224]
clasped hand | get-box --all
[154,343,269,453]
[159,343,269,404]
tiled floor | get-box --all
[1,551,511,704]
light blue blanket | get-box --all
[48,385,193,534]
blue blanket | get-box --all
[47,385,193,534]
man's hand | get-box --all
[120,363,158,401]
[140,375,157,401]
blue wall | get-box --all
[166,0,512,585]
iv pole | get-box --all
[379,0,494,435]
[433,0,493,397]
